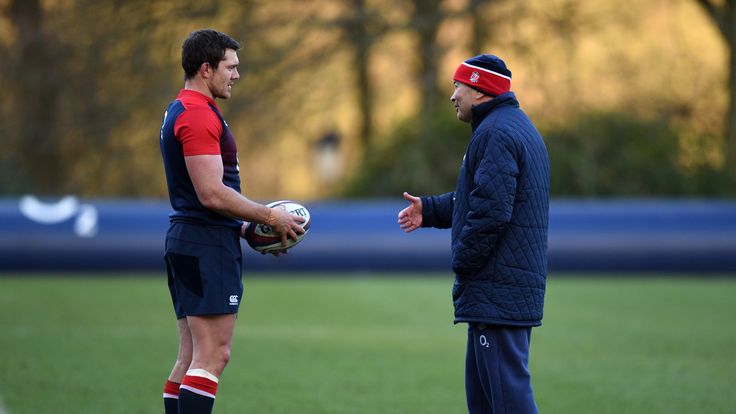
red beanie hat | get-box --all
[453,54,512,97]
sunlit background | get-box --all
[1,1,735,413]
[0,0,732,200]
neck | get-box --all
[468,94,493,123]
[184,78,214,100]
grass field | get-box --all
[0,274,735,414]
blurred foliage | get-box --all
[0,0,733,199]
[545,112,736,197]
[343,107,467,197]
[345,110,736,198]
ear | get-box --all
[473,89,493,104]
[198,62,212,79]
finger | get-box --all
[288,229,299,241]
[399,216,415,227]
[403,218,420,229]
[398,207,408,219]
[280,233,288,247]
[403,192,419,203]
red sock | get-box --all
[179,370,218,414]
[163,380,180,414]
[180,373,218,398]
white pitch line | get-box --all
[0,396,9,414]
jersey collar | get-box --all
[177,89,219,109]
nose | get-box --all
[232,68,240,80]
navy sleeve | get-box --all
[421,192,454,229]
[452,131,518,277]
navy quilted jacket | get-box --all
[421,92,549,327]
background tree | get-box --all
[335,0,382,156]
[696,0,736,174]
[0,0,731,199]
[7,0,65,194]
[409,0,446,124]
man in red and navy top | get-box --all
[159,29,304,414]
[161,88,241,230]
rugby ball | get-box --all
[244,200,311,253]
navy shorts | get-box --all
[465,323,538,414]
[164,222,243,319]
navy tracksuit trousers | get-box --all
[465,323,538,414]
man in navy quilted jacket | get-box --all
[398,54,550,414]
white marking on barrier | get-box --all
[18,195,98,237]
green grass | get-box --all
[0,274,735,413]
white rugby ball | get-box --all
[244,200,311,253]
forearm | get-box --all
[199,184,272,224]
[184,154,277,225]
[421,192,454,228]
[453,176,515,275]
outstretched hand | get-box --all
[398,192,422,233]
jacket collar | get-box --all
[471,91,518,131]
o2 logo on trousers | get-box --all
[479,334,490,348]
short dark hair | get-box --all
[181,29,240,80]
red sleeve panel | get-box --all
[173,107,223,156]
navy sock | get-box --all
[178,371,218,414]
[163,380,180,414]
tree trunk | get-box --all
[727,2,736,173]
[342,0,375,157]
[352,0,374,156]
[469,0,489,55]
[10,0,64,194]
[411,0,445,127]
[696,0,736,174]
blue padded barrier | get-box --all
[1,198,734,273]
